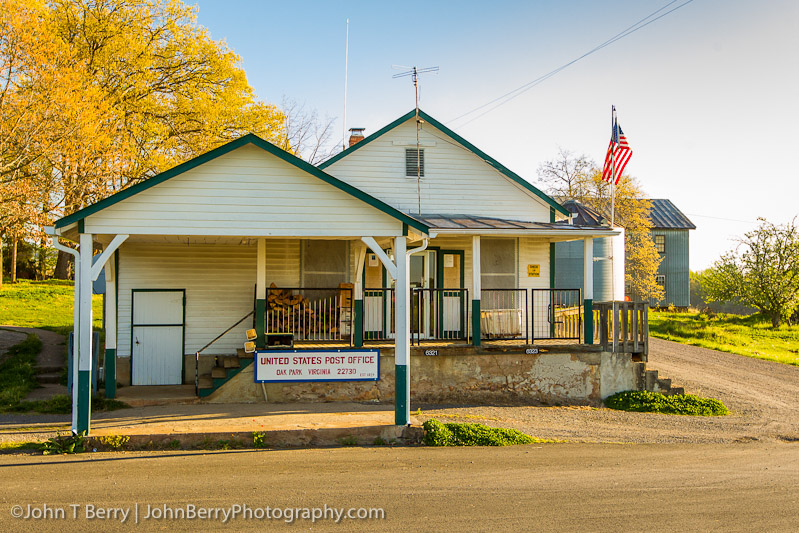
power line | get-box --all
[685,213,759,224]
[447,0,696,129]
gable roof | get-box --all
[560,200,605,226]
[319,109,570,217]
[649,199,696,230]
[54,133,429,234]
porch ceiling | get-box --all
[88,234,402,247]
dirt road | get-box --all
[1,442,797,532]
[420,338,799,444]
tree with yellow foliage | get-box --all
[538,149,663,302]
[0,0,289,279]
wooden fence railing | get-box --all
[593,301,648,355]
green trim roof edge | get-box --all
[319,109,569,217]
[54,133,430,235]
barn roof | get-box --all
[649,199,696,230]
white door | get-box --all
[132,290,184,385]
[440,252,463,338]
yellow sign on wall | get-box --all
[527,264,540,277]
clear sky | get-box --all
[192,0,798,271]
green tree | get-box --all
[700,218,799,328]
[537,150,663,301]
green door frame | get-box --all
[436,249,466,338]
[130,288,186,385]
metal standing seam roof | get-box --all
[415,214,615,232]
[649,199,696,230]
[560,200,605,227]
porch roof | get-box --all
[417,214,620,240]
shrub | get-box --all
[423,419,536,446]
[338,435,358,446]
[252,431,268,449]
[40,432,86,455]
[96,435,129,451]
[422,419,456,446]
[604,390,729,416]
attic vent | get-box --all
[405,148,424,177]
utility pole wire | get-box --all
[447,0,696,129]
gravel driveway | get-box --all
[420,338,799,444]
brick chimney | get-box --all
[348,127,365,147]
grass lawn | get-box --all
[649,310,799,367]
[0,280,102,334]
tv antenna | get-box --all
[392,65,439,117]
[392,65,439,214]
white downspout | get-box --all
[407,238,429,256]
[44,226,80,433]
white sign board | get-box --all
[254,349,380,383]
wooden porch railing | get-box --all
[593,301,648,355]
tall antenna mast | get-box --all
[392,65,439,214]
[342,19,349,151]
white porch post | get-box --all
[256,238,266,349]
[103,259,116,399]
[471,236,481,346]
[77,233,94,434]
[584,237,594,345]
[353,243,367,347]
[394,236,410,425]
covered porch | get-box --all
[44,132,639,437]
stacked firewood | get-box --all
[266,283,340,335]
[267,283,310,310]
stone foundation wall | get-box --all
[206,349,642,406]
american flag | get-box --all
[601,119,632,184]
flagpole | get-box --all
[611,105,616,228]
[610,105,617,342]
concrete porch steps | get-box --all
[197,350,254,398]
[644,369,685,396]
[36,372,63,384]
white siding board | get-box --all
[518,238,551,291]
[265,239,301,288]
[117,243,257,359]
[518,238,552,339]
[85,144,403,237]
[326,120,551,222]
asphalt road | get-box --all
[417,338,799,445]
[1,442,797,532]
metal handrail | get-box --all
[194,311,254,395]
[480,288,529,343]
[411,287,469,345]
[363,287,395,341]
[531,288,582,341]
[265,287,354,344]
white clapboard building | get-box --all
[49,109,632,435]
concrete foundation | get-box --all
[206,347,641,407]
